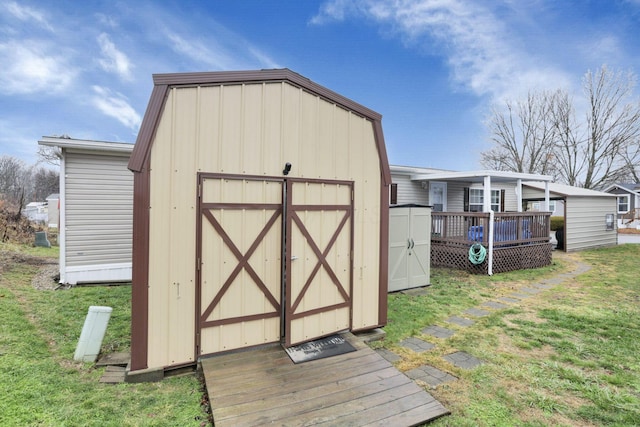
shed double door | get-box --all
[196,174,353,357]
[388,207,431,292]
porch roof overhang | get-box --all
[409,170,553,213]
[38,136,134,155]
[409,170,554,183]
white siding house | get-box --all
[38,136,134,284]
[390,165,551,213]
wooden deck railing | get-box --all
[621,208,640,224]
[431,212,551,248]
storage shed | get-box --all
[127,69,391,373]
[522,182,618,251]
[388,204,431,292]
[38,137,134,284]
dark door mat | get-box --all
[284,334,357,364]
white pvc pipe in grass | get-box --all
[73,306,112,362]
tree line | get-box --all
[0,150,60,217]
[481,65,640,189]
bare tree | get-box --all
[579,66,640,189]
[0,156,28,216]
[482,65,640,189]
[37,145,62,166]
[0,155,60,219]
[481,90,559,178]
[551,91,582,186]
[32,167,60,201]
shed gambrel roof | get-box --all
[128,68,391,185]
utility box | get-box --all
[74,306,112,362]
[388,205,431,292]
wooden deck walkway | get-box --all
[200,334,449,426]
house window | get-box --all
[468,189,500,212]
[618,195,629,213]
[532,200,556,212]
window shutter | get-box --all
[500,189,505,212]
[464,187,469,212]
[390,183,398,205]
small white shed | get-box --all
[522,182,618,251]
[38,136,134,284]
[388,204,431,292]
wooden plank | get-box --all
[217,370,408,425]
[210,353,390,407]
[312,389,448,426]
[202,339,449,427]
[205,345,377,390]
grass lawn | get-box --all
[0,243,209,427]
[3,242,639,426]
[376,245,640,426]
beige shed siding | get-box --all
[145,81,382,368]
[565,197,617,252]
[65,152,133,267]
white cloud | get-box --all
[312,0,572,102]
[95,13,118,29]
[166,31,227,68]
[0,40,76,95]
[163,23,279,70]
[580,34,623,65]
[4,1,53,32]
[97,33,133,80]
[91,86,141,130]
[165,30,280,70]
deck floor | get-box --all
[200,334,449,426]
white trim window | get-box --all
[532,200,556,213]
[617,195,630,213]
[469,188,500,212]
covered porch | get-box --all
[409,170,555,274]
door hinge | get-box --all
[197,183,202,199]
[196,257,201,271]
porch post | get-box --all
[516,179,522,212]
[483,176,491,212]
[544,182,550,211]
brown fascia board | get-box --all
[128,83,169,173]
[128,69,391,184]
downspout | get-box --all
[59,149,67,284]
[488,210,494,276]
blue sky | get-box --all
[2,0,640,171]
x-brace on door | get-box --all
[196,174,353,358]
